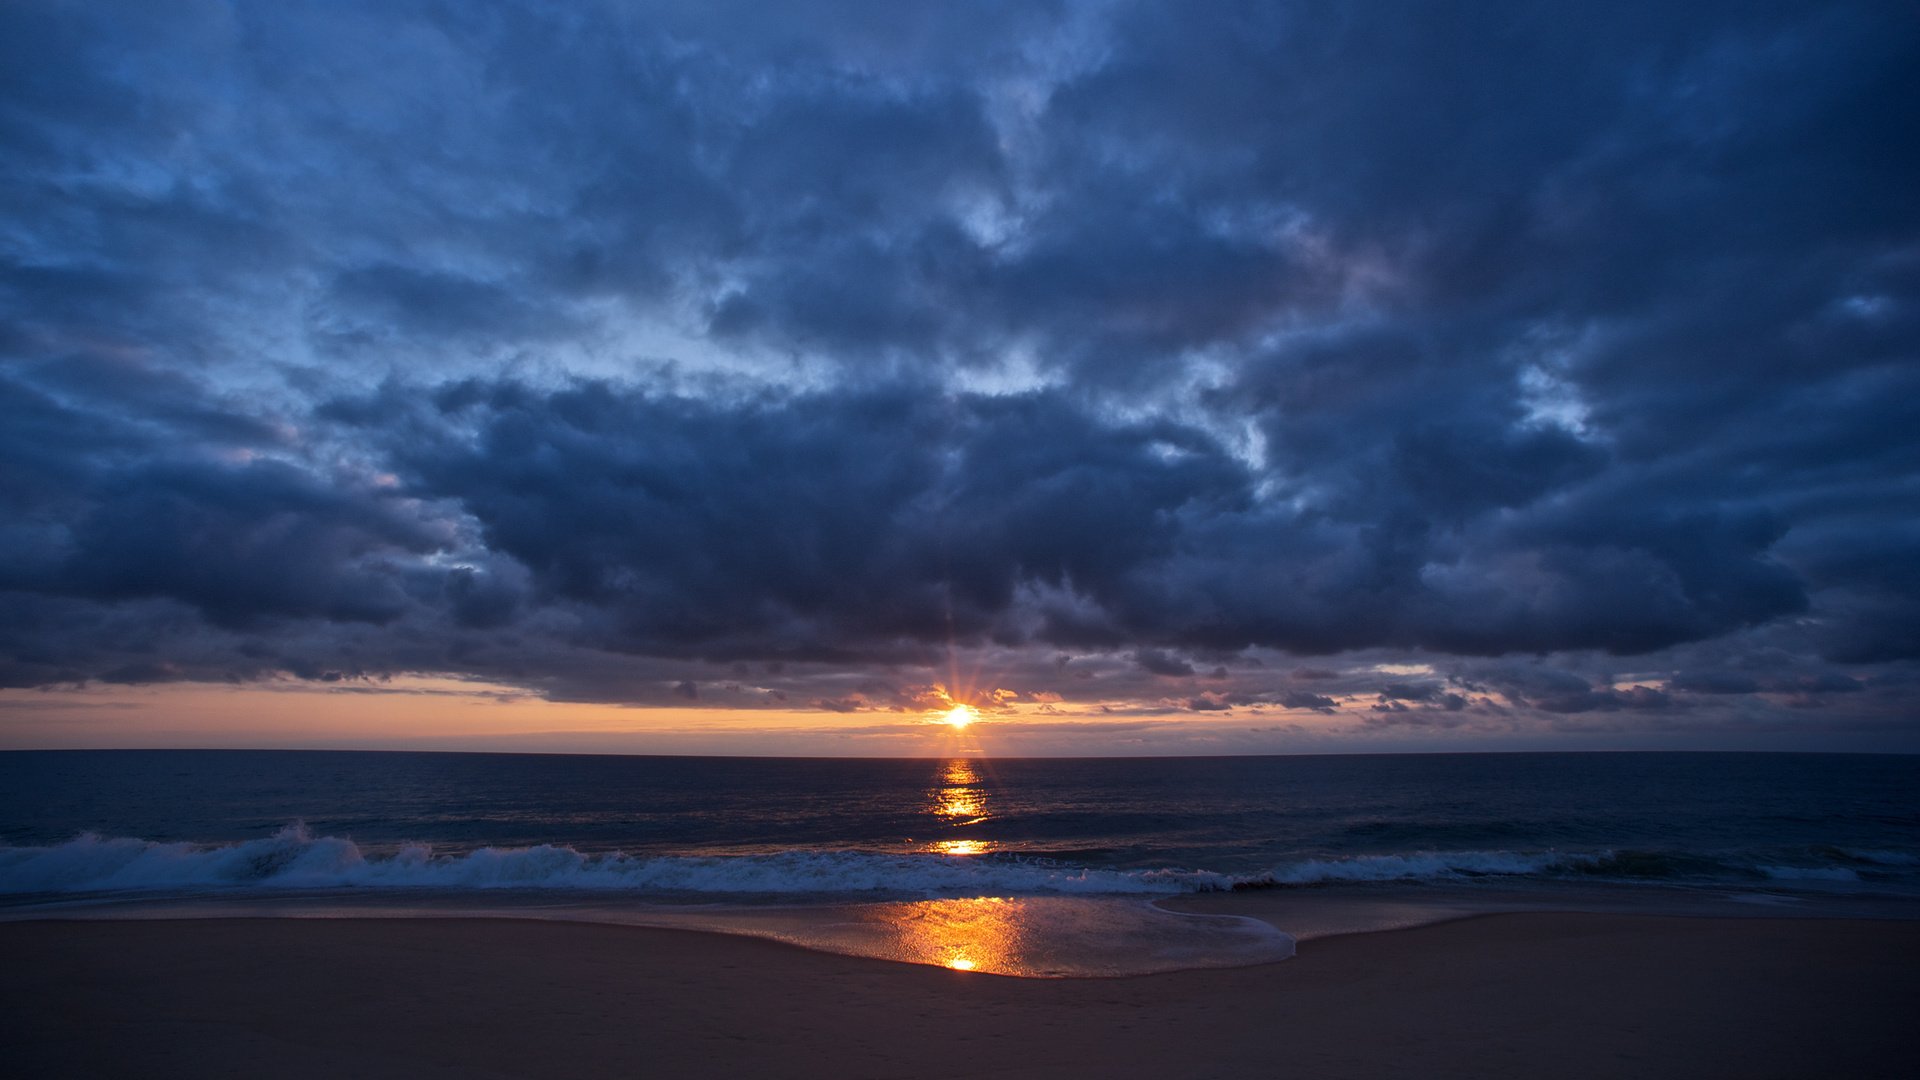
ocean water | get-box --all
[3,750,1916,975]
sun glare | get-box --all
[941,704,978,729]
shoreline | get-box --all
[8,875,1918,975]
[5,911,1917,1078]
[1157,876,1920,939]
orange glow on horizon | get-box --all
[0,676,1370,758]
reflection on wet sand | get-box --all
[648,895,1297,977]
[21,891,1296,977]
[888,896,1022,972]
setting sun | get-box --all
[940,704,978,729]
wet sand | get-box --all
[3,912,1916,1079]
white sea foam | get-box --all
[3,827,1901,898]
[0,825,1231,897]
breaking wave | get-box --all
[0,825,1229,897]
[2,826,1906,898]
[1248,850,1583,885]
[1234,848,1896,889]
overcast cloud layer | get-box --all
[3,0,1917,746]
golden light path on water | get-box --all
[798,757,1290,976]
[920,757,1025,969]
[925,755,997,858]
[599,752,1289,976]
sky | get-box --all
[2,0,1917,756]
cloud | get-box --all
[1133,649,1196,677]
[1378,681,1445,702]
[0,0,1916,747]
[1532,686,1673,715]
[1278,690,1339,713]
[1671,672,1763,696]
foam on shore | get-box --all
[4,823,1912,901]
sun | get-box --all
[940,703,978,729]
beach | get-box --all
[9,3,1920,1073]
[4,908,1916,1079]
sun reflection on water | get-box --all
[926,758,993,853]
[936,789,984,821]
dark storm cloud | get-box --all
[1133,649,1196,678]
[1278,691,1338,714]
[2,0,1917,743]
[360,379,1250,660]
[308,376,1820,668]
[1671,671,1763,696]
[1378,682,1446,703]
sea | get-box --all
[3,750,1917,976]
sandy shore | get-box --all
[3,912,1916,1079]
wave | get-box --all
[0,825,1230,897]
[3,827,1907,898]
[1836,848,1920,867]
[1238,847,1906,889]
[1247,850,1583,886]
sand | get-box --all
[3,911,1916,1079]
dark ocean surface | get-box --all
[4,749,1916,900]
